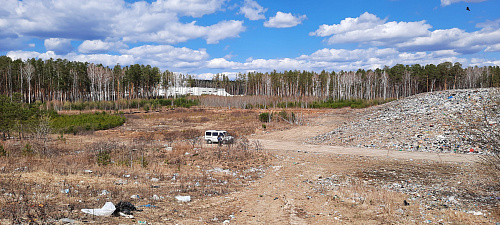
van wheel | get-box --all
[207,140,212,144]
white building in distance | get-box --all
[158,87,232,97]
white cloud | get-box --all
[302,48,399,62]
[1,0,244,48]
[239,0,267,20]
[205,20,246,44]
[440,0,488,7]
[264,12,306,28]
[122,45,209,69]
[311,12,431,46]
[310,12,500,55]
[396,27,500,54]
[152,0,226,18]
[485,43,500,52]
[44,38,73,54]
[207,58,242,69]
[310,12,385,37]
[78,40,128,54]
[6,50,42,60]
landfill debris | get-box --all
[59,218,76,224]
[113,201,142,218]
[175,195,191,202]
[152,194,163,200]
[81,202,116,216]
[115,179,128,185]
[84,170,92,173]
[308,88,499,154]
[131,194,140,199]
[139,204,157,208]
[99,190,110,196]
[151,178,160,182]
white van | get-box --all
[204,130,234,144]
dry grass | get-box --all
[0,107,498,224]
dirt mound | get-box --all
[308,88,499,154]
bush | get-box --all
[51,111,126,134]
[259,112,271,123]
[97,151,111,166]
[22,143,34,156]
[0,144,6,157]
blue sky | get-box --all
[1,0,499,79]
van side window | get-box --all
[212,132,218,136]
[206,132,211,136]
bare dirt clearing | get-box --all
[0,106,498,224]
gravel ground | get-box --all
[308,88,499,154]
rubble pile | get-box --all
[308,88,499,154]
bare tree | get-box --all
[22,62,35,103]
[452,88,500,174]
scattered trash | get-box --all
[469,211,483,216]
[131,194,140,199]
[152,194,163,200]
[113,201,142,218]
[308,88,499,155]
[81,202,116,216]
[115,179,128,185]
[151,178,160,182]
[84,170,93,173]
[175,195,191,202]
[139,204,157,208]
[404,200,409,206]
[59,218,76,224]
[61,189,70,194]
[100,190,110,196]
[138,221,147,224]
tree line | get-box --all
[1,56,499,104]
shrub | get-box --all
[259,112,271,123]
[97,151,111,166]
[0,144,6,157]
[22,143,34,156]
[51,111,126,134]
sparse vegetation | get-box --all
[259,112,271,122]
[50,111,126,134]
[0,102,498,224]
[309,98,395,109]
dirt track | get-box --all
[250,109,478,163]
[212,110,492,224]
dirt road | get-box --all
[217,110,491,224]
[249,109,478,163]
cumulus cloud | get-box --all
[396,27,500,54]
[151,0,226,18]
[310,12,385,37]
[440,0,488,7]
[1,0,244,49]
[240,0,267,20]
[122,45,210,69]
[44,38,73,54]
[310,12,500,55]
[485,43,500,52]
[264,12,306,28]
[78,40,128,54]
[311,12,431,46]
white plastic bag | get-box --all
[81,202,116,216]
